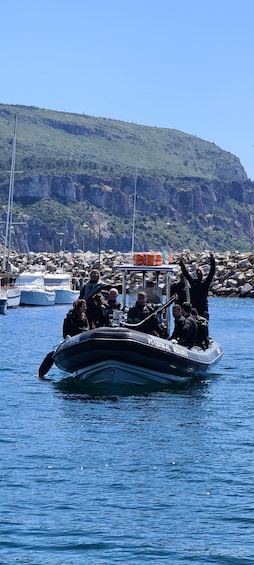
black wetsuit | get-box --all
[63,311,88,338]
[178,315,198,348]
[127,302,163,336]
[170,281,187,306]
[79,280,105,301]
[107,299,121,316]
[86,295,109,328]
[180,256,215,319]
[168,315,185,340]
[127,302,152,323]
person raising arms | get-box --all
[179,252,215,320]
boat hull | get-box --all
[53,327,223,385]
[20,289,55,306]
[0,296,8,315]
[44,273,79,304]
[55,289,79,304]
[6,287,21,308]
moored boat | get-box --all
[44,273,79,304]
[39,261,223,385]
[0,294,8,315]
[0,274,21,308]
[16,272,55,306]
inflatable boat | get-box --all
[39,261,223,385]
[50,325,223,385]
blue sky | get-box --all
[1,0,254,179]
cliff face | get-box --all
[0,171,253,254]
[0,103,253,254]
[11,172,254,209]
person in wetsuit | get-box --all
[168,304,185,341]
[179,253,215,320]
[177,302,198,348]
[63,299,89,338]
[127,291,162,336]
[79,269,105,301]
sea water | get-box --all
[0,298,254,564]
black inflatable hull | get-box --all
[53,327,223,385]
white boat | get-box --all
[0,274,21,308]
[1,115,21,309]
[0,293,8,315]
[16,272,55,306]
[39,259,223,385]
[5,284,20,308]
[44,273,79,304]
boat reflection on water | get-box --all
[53,367,220,399]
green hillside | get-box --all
[0,103,253,254]
[0,103,245,184]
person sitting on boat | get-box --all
[144,280,162,306]
[191,307,209,350]
[179,252,215,320]
[79,269,106,301]
[106,287,121,315]
[177,301,198,349]
[86,292,109,329]
[63,299,89,338]
[127,291,162,336]
[168,304,185,340]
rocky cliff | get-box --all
[0,172,254,254]
[0,103,254,254]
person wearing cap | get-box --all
[179,253,215,320]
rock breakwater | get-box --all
[6,249,254,298]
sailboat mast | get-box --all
[2,114,17,272]
[131,164,137,258]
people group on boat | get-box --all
[62,253,215,349]
[63,268,123,336]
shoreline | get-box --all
[5,249,254,299]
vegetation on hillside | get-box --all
[0,103,253,254]
[0,103,246,184]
